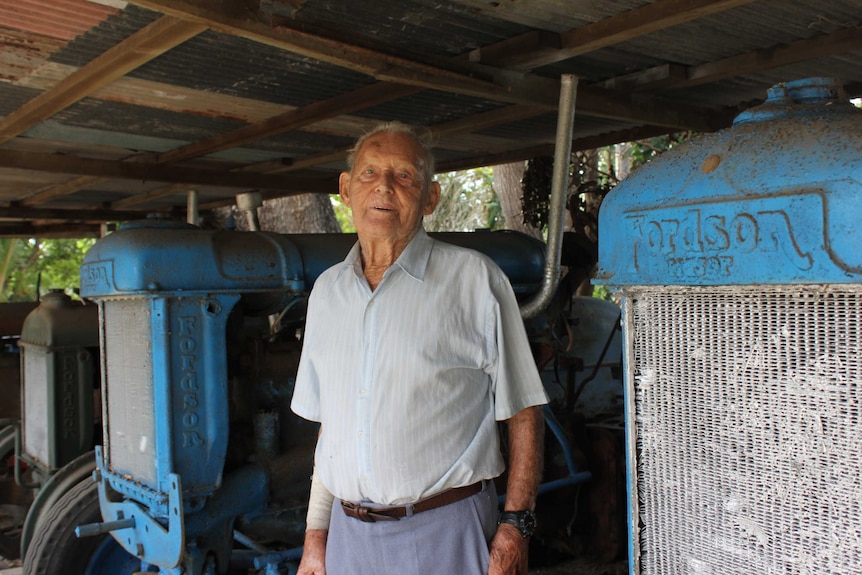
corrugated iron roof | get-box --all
[0,0,118,41]
[0,0,860,236]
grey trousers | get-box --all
[326,481,499,575]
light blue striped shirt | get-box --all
[291,229,548,505]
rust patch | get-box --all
[701,154,721,174]
[0,0,119,41]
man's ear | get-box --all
[338,172,352,206]
[424,180,441,215]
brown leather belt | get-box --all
[340,481,484,523]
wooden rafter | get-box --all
[470,0,760,70]
[0,16,206,144]
[0,149,336,191]
[599,26,862,92]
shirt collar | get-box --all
[393,228,432,282]
[339,228,433,283]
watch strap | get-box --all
[498,509,537,537]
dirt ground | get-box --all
[531,558,628,575]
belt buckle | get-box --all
[341,500,400,522]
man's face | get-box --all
[339,131,440,244]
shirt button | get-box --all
[359,388,367,396]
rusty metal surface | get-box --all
[0,0,118,41]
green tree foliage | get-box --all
[330,194,356,233]
[628,131,697,169]
[0,238,95,302]
[423,168,500,232]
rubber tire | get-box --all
[0,424,24,559]
[23,477,142,575]
[20,450,97,558]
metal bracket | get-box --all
[94,446,185,568]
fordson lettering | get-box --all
[627,207,813,279]
[178,316,203,448]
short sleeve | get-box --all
[290,289,324,422]
[486,269,549,420]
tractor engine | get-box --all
[78,219,549,574]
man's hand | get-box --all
[296,529,327,575]
[488,523,529,575]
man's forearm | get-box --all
[503,405,544,511]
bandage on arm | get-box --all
[305,468,335,531]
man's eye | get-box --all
[364,168,374,175]
[399,173,411,179]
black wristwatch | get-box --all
[498,510,537,538]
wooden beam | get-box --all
[0,16,207,144]
[107,156,301,208]
[429,105,546,139]
[0,223,103,239]
[467,30,560,67]
[626,26,862,92]
[155,82,421,164]
[0,205,148,222]
[682,25,862,88]
[21,176,106,207]
[437,125,684,173]
[198,185,333,211]
[110,183,199,209]
[0,149,337,191]
[595,64,689,92]
[468,0,758,70]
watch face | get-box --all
[500,510,537,537]
[520,510,537,536]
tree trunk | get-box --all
[210,193,341,233]
[614,142,633,182]
[492,162,542,240]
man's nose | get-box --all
[376,170,396,192]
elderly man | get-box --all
[290,121,548,575]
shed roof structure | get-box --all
[0,0,860,236]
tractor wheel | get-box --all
[23,477,152,575]
[0,424,27,559]
[20,450,97,558]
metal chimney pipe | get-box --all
[520,74,578,318]
[186,189,199,226]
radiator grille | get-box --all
[103,299,157,486]
[22,347,49,465]
[624,285,862,575]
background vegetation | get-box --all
[0,238,95,302]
